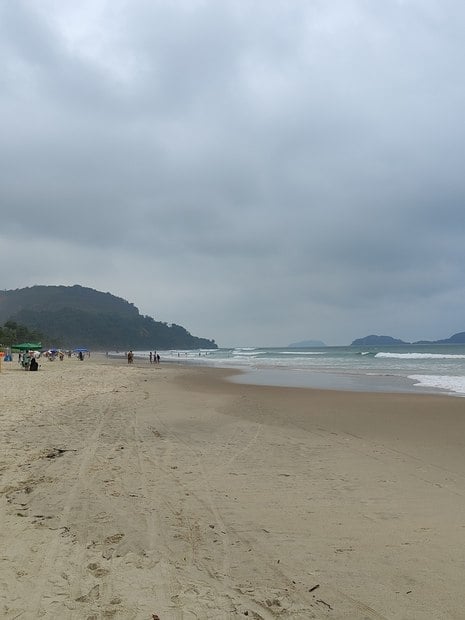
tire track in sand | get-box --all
[134,398,279,620]
[25,391,116,617]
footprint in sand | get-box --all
[87,562,110,577]
[104,533,125,544]
[75,584,100,602]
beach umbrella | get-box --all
[11,342,42,350]
[73,347,89,352]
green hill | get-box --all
[0,285,217,350]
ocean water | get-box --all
[124,345,465,397]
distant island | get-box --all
[351,332,465,346]
[351,335,408,346]
[0,285,217,350]
[288,339,327,347]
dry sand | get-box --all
[1,354,465,619]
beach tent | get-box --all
[11,342,42,350]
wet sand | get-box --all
[1,355,464,618]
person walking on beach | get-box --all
[156,353,160,364]
[149,351,153,364]
[127,351,134,364]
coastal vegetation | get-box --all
[0,321,44,348]
[0,285,217,350]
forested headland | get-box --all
[0,285,217,350]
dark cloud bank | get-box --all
[1,0,465,346]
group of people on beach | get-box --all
[18,349,89,369]
[149,351,160,364]
[18,351,39,371]
[126,351,160,364]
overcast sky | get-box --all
[1,0,465,347]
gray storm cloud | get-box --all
[1,0,465,345]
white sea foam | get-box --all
[232,349,263,357]
[376,352,465,360]
[119,347,465,396]
[280,351,325,356]
[409,375,465,395]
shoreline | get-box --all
[105,349,465,398]
[225,365,445,395]
[6,350,463,398]
[1,357,464,618]
[111,343,465,398]
[153,356,463,398]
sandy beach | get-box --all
[1,355,464,619]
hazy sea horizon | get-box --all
[111,344,465,397]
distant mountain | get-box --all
[414,332,465,345]
[288,339,326,347]
[351,332,465,346]
[351,335,408,346]
[0,285,217,350]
